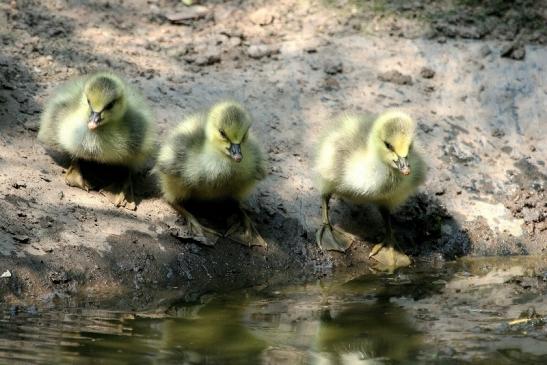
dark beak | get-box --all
[395,156,411,176]
[229,143,242,162]
[88,111,102,130]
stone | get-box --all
[420,67,435,79]
[522,207,542,223]
[501,42,525,61]
[324,60,343,75]
[164,6,209,24]
[479,45,492,58]
[491,128,505,138]
[247,44,279,59]
[378,70,413,85]
[249,8,274,26]
[0,270,11,278]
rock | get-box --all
[458,25,484,39]
[307,58,320,70]
[304,45,317,53]
[434,187,446,196]
[435,24,485,40]
[378,70,413,85]
[419,123,433,133]
[1,82,15,90]
[23,120,39,132]
[500,42,525,60]
[247,44,279,59]
[0,270,11,278]
[491,128,505,138]
[192,46,221,66]
[479,45,492,58]
[324,60,343,75]
[511,47,525,60]
[420,67,435,79]
[194,53,220,66]
[12,182,26,189]
[49,271,69,284]
[444,143,476,163]
[249,8,274,26]
[164,6,209,24]
[323,77,340,91]
[227,37,241,47]
[13,235,30,243]
[522,207,542,223]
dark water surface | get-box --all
[1,256,546,364]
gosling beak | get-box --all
[395,156,411,176]
[88,111,102,130]
[229,143,242,162]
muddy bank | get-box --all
[0,0,546,308]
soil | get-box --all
[0,0,545,309]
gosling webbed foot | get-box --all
[225,212,267,248]
[100,188,136,211]
[368,243,411,272]
[171,203,221,246]
[100,176,136,210]
[187,219,221,247]
[65,163,91,191]
[316,224,354,252]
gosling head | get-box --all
[206,102,252,163]
[83,74,127,130]
[373,111,416,176]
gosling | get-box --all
[38,72,155,208]
[155,101,267,247]
[315,110,426,267]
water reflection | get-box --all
[244,278,425,364]
[0,256,546,364]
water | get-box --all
[1,256,546,364]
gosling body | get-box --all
[38,72,155,168]
[38,72,155,207]
[156,101,266,246]
[317,113,425,210]
[315,111,426,267]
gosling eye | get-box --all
[241,131,249,143]
[104,100,115,111]
[219,129,228,140]
[384,141,394,151]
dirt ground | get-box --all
[0,0,545,309]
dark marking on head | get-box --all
[85,75,122,106]
[382,117,410,140]
[218,105,248,128]
[89,76,119,93]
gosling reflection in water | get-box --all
[152,298,267,365]
[243,290,423,364]
[312,304,422,364]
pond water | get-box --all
[1,256,546,364]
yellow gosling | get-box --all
[155,101,267,247]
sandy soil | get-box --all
[0,0,545,308]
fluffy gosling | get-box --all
[155,101,267,247]
[38,72,155,208]
[315,110,426,268]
